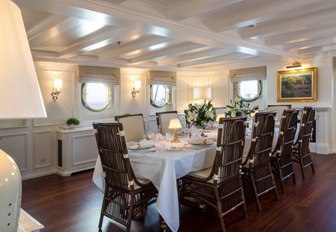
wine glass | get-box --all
[166,130,173,149]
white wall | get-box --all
[0,55,335,179]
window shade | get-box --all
[78,65,120,84]
[149,70,176,85]
[229,66,266,82]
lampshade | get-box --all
[193,87,212,100]
[134,80,141,90]
[168,118,182,129]
[54,79,63,90]
[0,0,47,119]
[0,1,47,231]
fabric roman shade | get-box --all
[149,70,176,85]
[78,65,120,84]
[229,66,266,82]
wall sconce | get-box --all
[131,80,141,98]
[51,79,62,101]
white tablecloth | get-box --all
[92,143,216,232]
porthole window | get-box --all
[150,84,170,108]
[81,83,111,112]
[237,80,262,102]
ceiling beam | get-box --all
[27,15,67,40]
[129,42,205,63]
[284,37,336,51]
[58,27,133,58]
[29,18,83,47]
[178,53,253,68]
[265,25,336,46]
[158,47,234,66]
[14,0,295,58]
[99,35,171,60]
[167,0,241,20]
[240,8,336,38]
[204,0,329,31]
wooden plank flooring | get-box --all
[22,154,336,232]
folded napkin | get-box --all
[128,139,154,150]
[188,137,214,145]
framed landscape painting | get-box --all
[277,67,317,102]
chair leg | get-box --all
[299,158,305,180]
[214,187,226,232]
[277,160,285,193]
[125,196,135,232]
[278,168,285,193]
[292,172,296,184]
[98,198,108,230]
[311,162,315,174]
[250,174,262,211]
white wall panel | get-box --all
[33,131,53,169]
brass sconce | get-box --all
[131,80,141,98]
[51,79,62,101]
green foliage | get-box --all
[226,97,259,117]
[66,117,80,126]
[186,100,216,128]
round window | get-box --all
[237,80,262,102]
[150,84,170,108]
[81,83,111,112]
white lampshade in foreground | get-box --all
[193,87,212,100]
[0,1,47,231]
[0,0,46,119]
[168,119,182,142]
[168,118,182,129]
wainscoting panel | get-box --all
[33,131,53,169]
[0,132,28,171]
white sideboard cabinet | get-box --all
[56,127,99,176]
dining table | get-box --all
[92,123,298,231]
[92,136,217,232]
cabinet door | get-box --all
[0,133,28,171]
[71,133,98,166]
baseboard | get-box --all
[21,169,57,180]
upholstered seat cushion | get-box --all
[117,115,146,142]
[158,113,178,135]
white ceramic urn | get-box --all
[0,149,21,231]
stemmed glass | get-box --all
[166,130,173,149]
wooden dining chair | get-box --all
[242,111,278,211]
[292,106,315,180]
[115,114,146,142]
[267,104,291,123]
[271,109,299,193]
[93,123,158,232]
[179,116,247,232]
[156,111,178,135]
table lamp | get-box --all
[0,0,47,230]
[168,118,182,143]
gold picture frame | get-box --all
[277,67,317,102]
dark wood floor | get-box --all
[22,154,336,232]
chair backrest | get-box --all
[214,116,247,184]
[248,111,276,168]
[297,106,315,154]
[272,109,299,158]
[267,104,291,122]
[93,123,134,191]
[156,111,178,135]
[114,114,146,142]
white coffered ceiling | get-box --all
[14,0,336,70]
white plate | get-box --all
[188,138,214,145]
